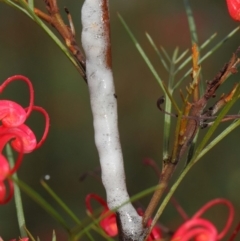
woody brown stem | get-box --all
[142,162,176,227]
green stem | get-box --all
[6,144,27,238]
[195,118,240,163]
[162,94,172,160]
[162,49,177,160]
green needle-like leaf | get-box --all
[160,46,171,63]
[194,84,240,160]
[11,177,71,232]
[175,26,240,89]
[175,48,189,64]
[145,32,169,71]
[3,0,83,76]
[118,13,165,93]
[40,179,82,225]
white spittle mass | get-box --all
[81,0,143,239]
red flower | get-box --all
[226,0,240,21]
[0,75,50,204]
[171,199,234,241]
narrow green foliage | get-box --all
[3,0,32,17]
[160,46,171,63]
[175,26,240,89]
[200,32,217,49]
[150,84,240,229]
[146,33,169,71]
[24,228,36,241]
[175,48,189,64]
[119,3,240,234]
[118,13,165,92]
[11,177,71,232]
[184,0,199,45]
[2,0,80,73]
[40,179,82,225]
[173,33,216,76]
[196,118,240,163]
[40,179,95,240]
[193,84,240,162]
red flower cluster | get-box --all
[0,75,49,204]
[226,0,240,21]
[86,194,235,241]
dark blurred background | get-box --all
[0,0,240,240]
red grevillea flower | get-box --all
[226,0,240,21]
[0,75,50,204]
[85,194,162,240]
[171,198,234,241]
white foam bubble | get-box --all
[81,0,144,239]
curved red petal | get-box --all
[192,198,234,240]
[100,212,118,237]
[148,225,162,241]
[171,218,217,241]
[0,154,10,181]
[0,75,34,118]
[0,179,14,204]
[0,125,37,153]
[226,0,240,21]
[0,100,26,127]
[31,106,50,150]
[0,181,6,201]
[85,193,109,213]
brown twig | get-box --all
[32,0,87,80]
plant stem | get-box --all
[6,144,27,238]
